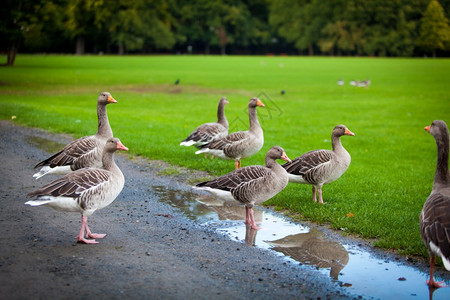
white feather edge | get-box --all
[193,186,235,202]
[33,165,72,179]
[194,148,228,159]
[180,140,200,147]
[25,196,82,213]
[287,173,308,184]
[430,241,450,271]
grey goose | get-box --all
[282,125,354,204]
[421,120,450,288]
[180,97,229,157]
[26,138,128,244]
[195,146,290,229]
[196,97,264,169]
[33,92,117,179]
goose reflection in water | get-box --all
[268,229,349,280]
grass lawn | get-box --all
[1,54,449,258]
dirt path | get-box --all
[0,120,358,299]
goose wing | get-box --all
[182,123,227,145]
[34,136,98,168]
[282,149,333,175]
[27,168,112,200]
[196,165,270,191]
[420,192,450,263]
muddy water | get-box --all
[155,185,450,300]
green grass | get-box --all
[1,54,449,257]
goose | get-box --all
[195,97,264,169]
[194,146,290,229]
[420,120,450,288]
[180,97,229,153]
[26,138,128,244]
[282,125,355,204]
[33,92,117,179]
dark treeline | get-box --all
[1,0,450,65]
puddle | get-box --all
[26,135,67,154]
[155,185,450,299]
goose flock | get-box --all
[25,92,449,289]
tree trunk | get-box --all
[308,44,314,56]
[7,40,19,66]
[118,43,124,55]
[76,35,85,55]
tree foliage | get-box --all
[1,0,450,65]
[417,0,450,56]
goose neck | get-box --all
[97,103,113,138]
[248,105,261,133]
[434,134,450,187]
[217,102,228,128]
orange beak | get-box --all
[117,141,129,151]
[345,128,355,136]
[424,125,431,133]
[256,99,265,107]
[108,95,118,103]
[280,152,291,163]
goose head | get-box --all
[249,97,265,108]
[105,138,129,153]
[267,146,291,163]
[333,125,355,137]
[425,120,449,139]
[98,92,118,105]
[219,97,229,105]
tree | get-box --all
[417,0,450,57]
[0,0,41,65]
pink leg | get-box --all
[210,155,215,160]
[235,161,241,169]
[318,188,325,204]
[248,208,262,230]
[244,206,250,224]
[75,215,101,244]
[427,257,446,288]
[85,222,107,239]
[312,186,317,202]
[203,153,208,159]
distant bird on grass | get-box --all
[420,120,450,289]
[337,79,344,86]
[33,92,117,179]
[195,97,264,169]
[282,125,355,204]
[180,97,229,159]
[174,79,180,85]
[195,146,291,229]
[26,138,128,244]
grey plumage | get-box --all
[180,97,229,148]
[420,120,450,288]
[282,125,354,203]
[26,138,128,244]
[195,146,290,229]
[33,92,117,179]
[196,97,265,169]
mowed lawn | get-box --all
[0,55,449,258]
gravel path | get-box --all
[0,120,373,299]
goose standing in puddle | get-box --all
[194,146,290,229]
[421,120,450,288]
